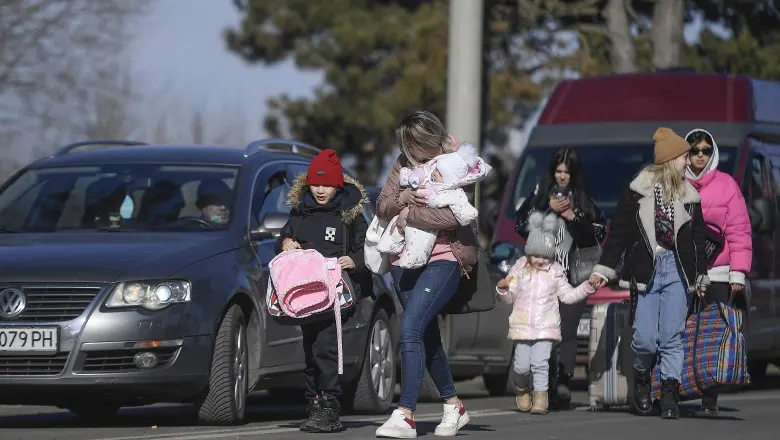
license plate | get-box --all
[0,327,58,352]
[576,318,590,337]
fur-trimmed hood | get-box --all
[286,173,367,224]
[629,168,700,204]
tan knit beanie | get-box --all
[653,127,690,165]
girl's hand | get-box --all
[281,238,301,252]
[549,196,569,213]
[731,283,744,293]
[588,274,605,289]
[497,278,510,291]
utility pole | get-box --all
[445,0,485,216]
[446,0,484,145]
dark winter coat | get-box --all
[592,169,709,293]
[275,174,369,286]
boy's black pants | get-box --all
[301,319,341,400]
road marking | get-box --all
[573,390,780,411]
[100,408,519,440]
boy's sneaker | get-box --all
[375,409,417,438]
[434,401,470,436]
[301,394,343,433]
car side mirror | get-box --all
[248,213,288,241]
[750,197,774,234]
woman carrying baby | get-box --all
[374,110,479,439]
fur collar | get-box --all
[286,173,367,224]
[629,168,700,204]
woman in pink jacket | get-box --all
[496,212,595,415]
[685,128,753,415]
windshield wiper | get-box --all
[0,227,17,233]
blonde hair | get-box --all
[645,161,686,204]
[395,110,452,166]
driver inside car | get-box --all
[196,179,233,225]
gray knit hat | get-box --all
[524,212,559,259]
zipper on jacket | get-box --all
[635,211,657,282]
[671,204,694,291]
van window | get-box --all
[506,144,738,220]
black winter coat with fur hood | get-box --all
[275,174,369,278]
[592,169,709,294]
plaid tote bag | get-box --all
[652,297,750,401]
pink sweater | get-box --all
[390,232,457,267]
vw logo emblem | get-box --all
[0,288,26,318]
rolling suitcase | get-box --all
[587,302,634,410]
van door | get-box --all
[742,141,779,357]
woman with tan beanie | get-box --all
[589,128,709,420]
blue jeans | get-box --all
[632,252,691,381]
[391,261,461,411]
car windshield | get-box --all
[0,164,239,233]
[506,144,737,219]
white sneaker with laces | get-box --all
[376,409,417,438]
[434,401,470,436]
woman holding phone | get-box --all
[515,147,606,408]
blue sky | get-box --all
[129,0,322,141]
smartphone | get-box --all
[553,185,569,199]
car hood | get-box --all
[0,232,236,283]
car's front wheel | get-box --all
[347,309,396,413]
[195,304,249,425]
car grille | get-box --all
[81,348,179,373]
[0,353,69,376]
[1,284,104,322]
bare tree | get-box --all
[604,0,638,73]
[144,101,249,146]
[0,0,150,159]
[651,0,684,69]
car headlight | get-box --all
[105,281,191,311]
[491,242,524,275]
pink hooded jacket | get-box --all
[685,128,752,285]
[497,257,593,342]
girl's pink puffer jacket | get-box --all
[685,128,752,285]
[497,257,593,342]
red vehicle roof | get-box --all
[539,73,752,125]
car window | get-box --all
[250,164,291,226]
[0,165,239,232]
[506,144,738,220]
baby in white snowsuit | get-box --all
[376,142,491,268]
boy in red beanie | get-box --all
[276,148,369,433]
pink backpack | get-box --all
[266,249,345,373]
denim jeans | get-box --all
[391,261,461,411]
[632,251,690,381]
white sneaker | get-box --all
[376,409,417,438]
[434,401,470,436]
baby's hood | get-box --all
[434,143,492,189]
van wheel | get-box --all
[348,310,396,414]
[196,304,248,425]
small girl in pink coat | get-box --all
[496,212,595,415]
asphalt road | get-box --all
[1,372,778,440]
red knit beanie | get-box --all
[307,149,344,188]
